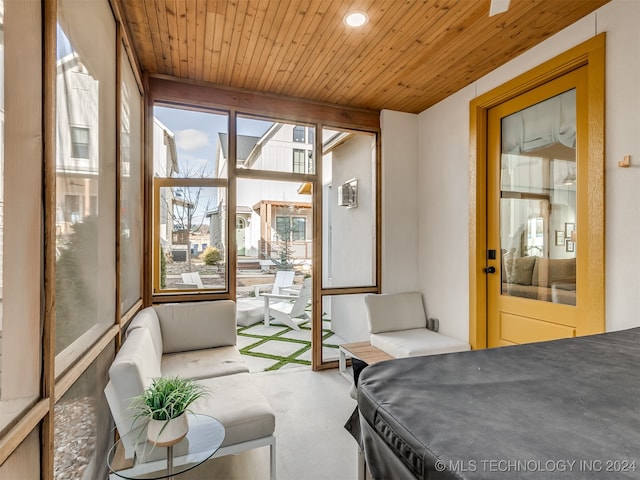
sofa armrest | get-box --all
[154,300,237,353]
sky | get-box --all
[154,107,273,228]
[57,24,73,59]
[154,106,272,177]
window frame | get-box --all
[293,125,305,142]
[152,177,228,295]
[70,125,90,159]
[275,215,307,242]
[293,148,305,173]
[146,78,381,370]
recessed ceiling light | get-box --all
[344,11,368,28]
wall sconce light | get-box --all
[338,178,358,208]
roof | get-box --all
[218,133,260,161]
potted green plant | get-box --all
[129,376,209,446]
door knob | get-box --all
[484,266,496,274]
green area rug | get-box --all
[237,320,340,371]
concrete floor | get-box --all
[181,367,360,480]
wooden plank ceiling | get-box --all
[121,0,609,114]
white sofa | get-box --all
[105,300,276,479]
[364,292,470,358]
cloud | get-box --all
[175,129,210,152]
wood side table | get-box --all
[338,341,394,381]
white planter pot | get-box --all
[147,414,189,447]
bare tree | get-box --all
[162,165,216,272]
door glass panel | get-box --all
[500,89,576,306]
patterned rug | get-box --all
[237,319,342,371]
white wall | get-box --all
[416,85,474,339]
[380,110,420,293]
[327,134,376,342]
[329,134,376,287]
[412,0,640,339]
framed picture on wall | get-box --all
[565,222,576,238]
[555,230,565,246]
[566,240,575,253]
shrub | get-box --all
[200,246,222,266]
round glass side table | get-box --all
[107,413,225,480]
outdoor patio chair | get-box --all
[176,272,214,289]
[263,277,312,330]
[254,270,296,297]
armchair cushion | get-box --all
[155,300,237,353]
[371,328,470,358]
[364,292,427,334]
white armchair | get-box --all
[263,277,312,330]
[254,270,295,297]
[364,292,470,358]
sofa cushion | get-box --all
[371,328,470,358]
[126,306,163,365]
[161,346,249,379]
[109,328,162,408]
[195,373,275,447]
[154,300,237,353]
[532,257,576,287]
[365,292,427,334]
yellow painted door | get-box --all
[486,67,589,347]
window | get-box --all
[55,9,116,366]
[293,125,305,142]
[70,126,90,159]
[293,149,305,173]
[322,128,377,288]
[120,49,143,312]
[291,217,306,240]
[64,194,80,222]
[276,216,306,241]
[152,105,228,294]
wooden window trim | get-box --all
[146,77,381,370]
